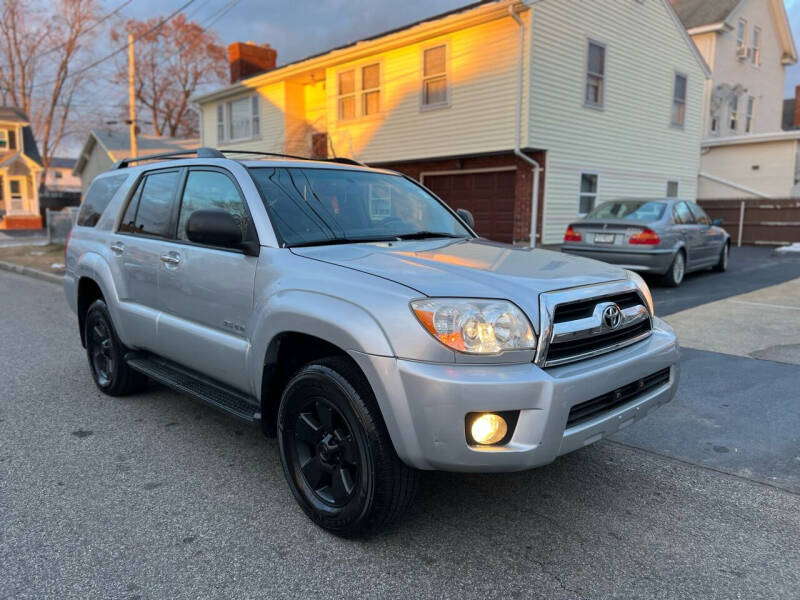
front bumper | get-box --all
[350,318,679,472]
[561,245,674,274]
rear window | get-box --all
[585,201,666,222]
[77,174,128,227]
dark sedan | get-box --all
[561,199,730,286]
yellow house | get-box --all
[0,107,44,230]
[194,0,709,245]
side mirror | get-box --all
[186,209,243,249]
[456,208,475,229]
[711,218,723,227]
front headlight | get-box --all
[626,270,655,315]
[411,298,536,354]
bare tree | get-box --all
[0,0,101,170]
[113,14,226,138]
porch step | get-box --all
[126,353,260,424]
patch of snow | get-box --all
[775,243,800,253]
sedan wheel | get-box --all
[663,251,685,287]
[713,243,729,273]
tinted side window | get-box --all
[688,202,711,225]
[673,202,695,225]
[177,170,249,243]
[77,174,128,227]
[133,170,180,237]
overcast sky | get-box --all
[119,0,800,96]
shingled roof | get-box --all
[669,0,741,30]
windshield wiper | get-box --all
[289,236,398,248]
[393,231,468,240]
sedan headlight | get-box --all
[411,298,536,354]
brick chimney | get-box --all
[228,42,277,84]
[794,85,800,128]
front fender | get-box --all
[248,289,395,394]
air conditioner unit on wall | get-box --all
[737,45,751,60]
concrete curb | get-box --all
[0,260,63,285]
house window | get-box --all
[745,96,755,132]
[666,180,679,198]
[752,27,761,65]
[338,70,356,120]
[737,20,746,52]
[216,104,225,143]
[227,96,259,141]
[362,63,380,116]
[710,116,719,133]
[579,173,598,215]
[585,41,606,107]
[422,45,448,107]
[729,95,739,131]
[671,73,687,127]
[0,130,7,150]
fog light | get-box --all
[470,413,508,445]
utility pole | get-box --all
[128,32,137,158]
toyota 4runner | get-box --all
[65,148,679,536]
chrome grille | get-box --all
[536,281,653,368]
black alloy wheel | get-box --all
[84,299,147,396]
[292,398,360,507]
[277,357,418,537]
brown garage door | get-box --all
[424,170,516,243]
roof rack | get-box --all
[113,146,367,169]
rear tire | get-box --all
[713,242,729,272]
[84,299,148,396]
[662,250,685,287]
[277,356,418,537]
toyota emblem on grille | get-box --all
[602,304,622,329]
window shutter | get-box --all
[251,96,260,137]
[8,129,17,151]
[216,103,225,143]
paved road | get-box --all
[648,245,800,316]
[1,270,799,599]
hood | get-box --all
[291,238,628,299]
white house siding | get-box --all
[201,81,287,153]
[702,0,788,137]
[527,0,707,244]
[699,139,799,198]
[326,14,523,163]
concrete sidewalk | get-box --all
[664,277,800,366]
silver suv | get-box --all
[65,148,679,536]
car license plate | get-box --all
[594,233,615,244]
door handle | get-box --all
[160,253,181,265]
[110,241,125,255]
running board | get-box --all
[125,353,260,424]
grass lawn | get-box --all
[0,244,66,275]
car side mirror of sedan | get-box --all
[711,218,723,227]
[456,208,475,229]
[186,209,245,250]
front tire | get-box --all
[84,299,147,396]
[662,250,685,287]
[277,357,418,537]
[713,242,729,272]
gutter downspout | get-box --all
[510,2,542,247]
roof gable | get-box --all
[669,0,741,29]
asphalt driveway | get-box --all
[1,265,798,599]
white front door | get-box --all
[9,178,24,212]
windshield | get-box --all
[248,167,472,247]
[585,201,666,222]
